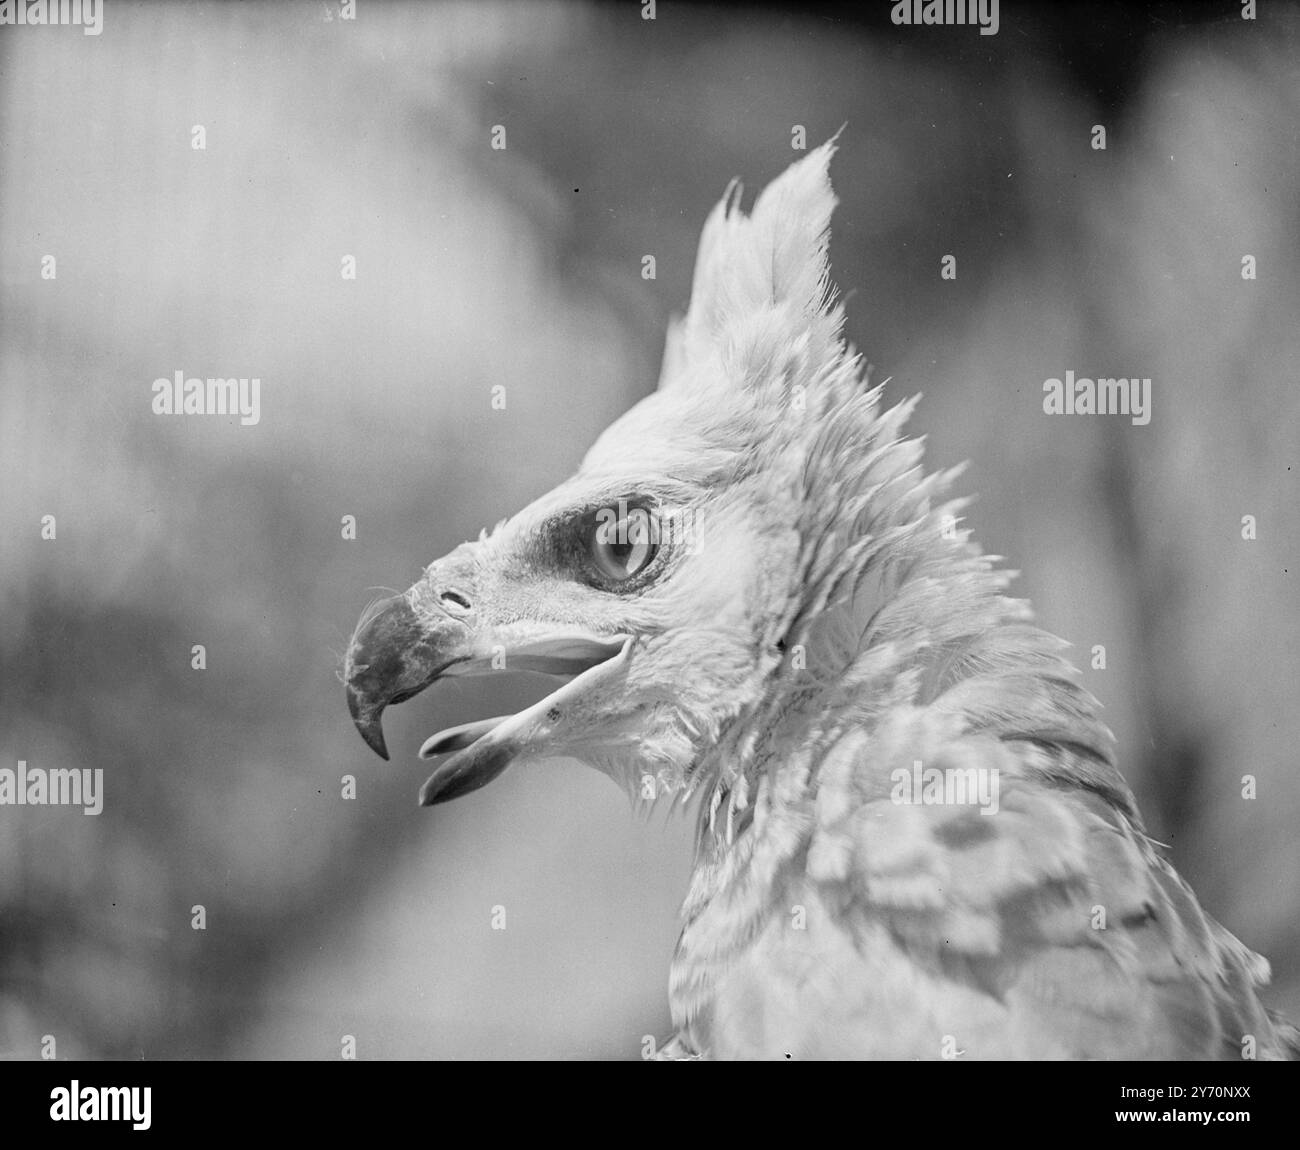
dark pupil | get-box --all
[609,539,636,561]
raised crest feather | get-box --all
[668,136,844,389]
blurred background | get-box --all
[1,0,1297,1059]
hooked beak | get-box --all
[343,588,630,806]
[343,594,469,762]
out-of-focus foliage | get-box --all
[1,1,1296,1058]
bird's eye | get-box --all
[590,504,659,582]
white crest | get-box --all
[660,136,844,393]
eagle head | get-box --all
[344,137,949,808]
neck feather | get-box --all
[690,386,1127,858]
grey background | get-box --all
[1,0,1297,1058]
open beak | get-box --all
[343,590,629,806]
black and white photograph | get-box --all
[2,0,1298,1100]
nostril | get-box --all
[439,589,473,614]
